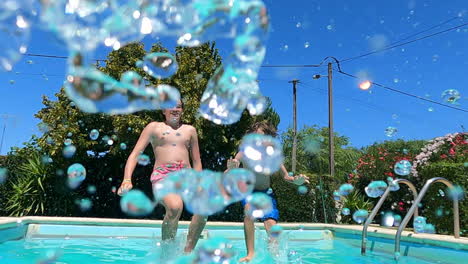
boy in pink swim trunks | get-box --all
[117,100,206,253]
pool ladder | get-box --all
[394,177,460,260]
[360,177,461,259]
[361,178,419,255]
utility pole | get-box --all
[0,114,15,155]
[289,79,299,172]
[327,63,335,178]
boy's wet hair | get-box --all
[248,120,277,137]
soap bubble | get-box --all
[193,237,235,264]
[246,95,266,115]
[89,129,99,140]
[338,183,354,196]
[381,211,395,227]
[352,209,369,224]
[393,214,402,226]
[0,7,31,71]
[120,143,127,150]
[423,223,436,234]
[182,170,230,216]
[65,53,180,114]
[333,191,341,201]
[140,52,178,79]
[302,135,322,154]
[239,133,284,175]
[63,145,77,158]
[222,168,255,202]
[447,185,465,201]
[64,138,73,146]
[413,216,427,233]
[245,192,273,219]
[365,181,388,198]
[270,225,283,238]
[67,163,86,189]
[298,185,308,195]
[288,249,302,264]
[120,189,154,216]
[394,160,411,176]
[87,185,96,194]
[385,126,398,137]
[199,65,256,125]
[387,177,400,191]
[441,89,460,104]
[0,167,8,184]
[75,198,92,212]
[137,153,150,166]
[342,208,350,215]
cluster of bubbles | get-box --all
[385,126,398,137]
[441,89,461,104]
[394,160,411,176]
[153,168,255,216]
[239,134,284,175]
[120,189,154,216]
[413,216,435,234]
[67,163,86,189]
[175,237,235,264]
[365,181,388,198]
[381,211,402,227]
[1,0,270,124]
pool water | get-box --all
[0,229,466,264]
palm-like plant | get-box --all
[339,191,373,224]
[5,152,50,216]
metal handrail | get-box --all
[394,177,460,260]
[361,179,419,255]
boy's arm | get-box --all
[225,152,242,172]
[123,123,155,182]
[278,164,310,185]
[189,126,202,171]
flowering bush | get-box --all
[411,133,467,177]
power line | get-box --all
[336,70,468,113]
[387,16,460,46]
[339,21,468,63]
[298,81,421,121]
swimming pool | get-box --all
[0,217,467,263]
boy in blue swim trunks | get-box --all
[226,120,309,262]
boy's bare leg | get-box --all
[161,194,184,241]
[239,204,255,262]
[184,214,207,253]
[264,219,276,235]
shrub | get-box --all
[418,162,468,236]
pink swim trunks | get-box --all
[150,161,187,184]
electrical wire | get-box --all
[335,70,468,113]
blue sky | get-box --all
[0,0,467,155]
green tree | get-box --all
[271,125,361,223]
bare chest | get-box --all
[151,127,191,148]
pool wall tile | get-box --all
[0,225,27,243]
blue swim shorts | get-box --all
[241,188,279,222]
